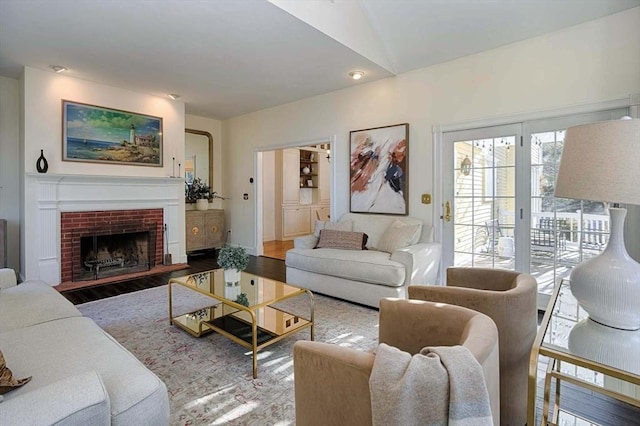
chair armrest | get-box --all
[378,298,479,355]
[409,279,537,334]
[0,371,111,426]
[294,341,373,426]
[0,268,17,290]
[408,285,512,332]
[293,234,318,249]
[390,242,441,285]
[408,284,488,304]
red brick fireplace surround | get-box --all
[60,209,163,283]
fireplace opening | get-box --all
[72,222,157,282]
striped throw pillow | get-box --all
[315,229,368,250]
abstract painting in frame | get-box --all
[350,123,409,215]
[62,100,163,167]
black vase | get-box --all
[36,149,49,173]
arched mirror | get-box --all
[185,128,213,196]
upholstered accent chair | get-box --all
[293,298,500,426]
[408,267,537,426]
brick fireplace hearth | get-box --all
[60,209,163,283]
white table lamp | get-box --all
[555,117,640,330]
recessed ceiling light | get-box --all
[349,71,364,80]
[168,94,180,100]
[49,65,67,73]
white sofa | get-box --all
[285,213,441,307]
[0,269,169,426]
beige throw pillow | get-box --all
[376,220,421,253]
[315,229,368,250]
[0,350,32,395]
[313,219,353,237]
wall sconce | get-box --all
[326,149,331,162]
[461,155,471,175]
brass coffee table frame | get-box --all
[168,270,314,378]
[528,281,640,425]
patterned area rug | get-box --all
[78,285,379,425]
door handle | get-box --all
[444,201,452,222]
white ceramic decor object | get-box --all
[569,208,640,330]
[196,199,209,211]
[569,318,640,375]
[224,268,241,285]
[224,282,241,300]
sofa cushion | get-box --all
[0,350,31,395]
[376,220,421,253]
[316,230,368,250]
[0,316,169,425]
[0,281,82,333]
[0,371,111,426]
[338,213,424,248]
[313,219,353,237]
[286,248,406,287]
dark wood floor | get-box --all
[60,251,285,305]
[59,253,640,425]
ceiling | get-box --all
[1,0,638,119]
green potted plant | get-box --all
[217,245,250,295]
[185,177,210,210]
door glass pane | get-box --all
[453,136,515,270]
[454,198,474,224]
[530,130,609,298]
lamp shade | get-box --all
[555,118,640,205]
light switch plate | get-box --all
[421,193,431,204]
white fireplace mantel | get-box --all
[23,173,187,285]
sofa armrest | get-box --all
[390,242,441,285]
[0,371,111,426]
[293,234,318,249]
[0,268,17,290]
[294,341,374,426]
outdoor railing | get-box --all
[531,211,609,250]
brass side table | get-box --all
[528,280,640,425]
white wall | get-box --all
[21,67,186,281]
[0,76,20,271]
[223,8,640,252]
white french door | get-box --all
[442,123,523,273]
[441,108,629,309]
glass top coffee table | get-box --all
[168,269,314,378]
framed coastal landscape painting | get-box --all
[350,123,409,215]
[62,100,163,166]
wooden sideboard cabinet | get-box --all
[186,209,225,252]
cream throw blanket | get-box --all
[369,343,493,426]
